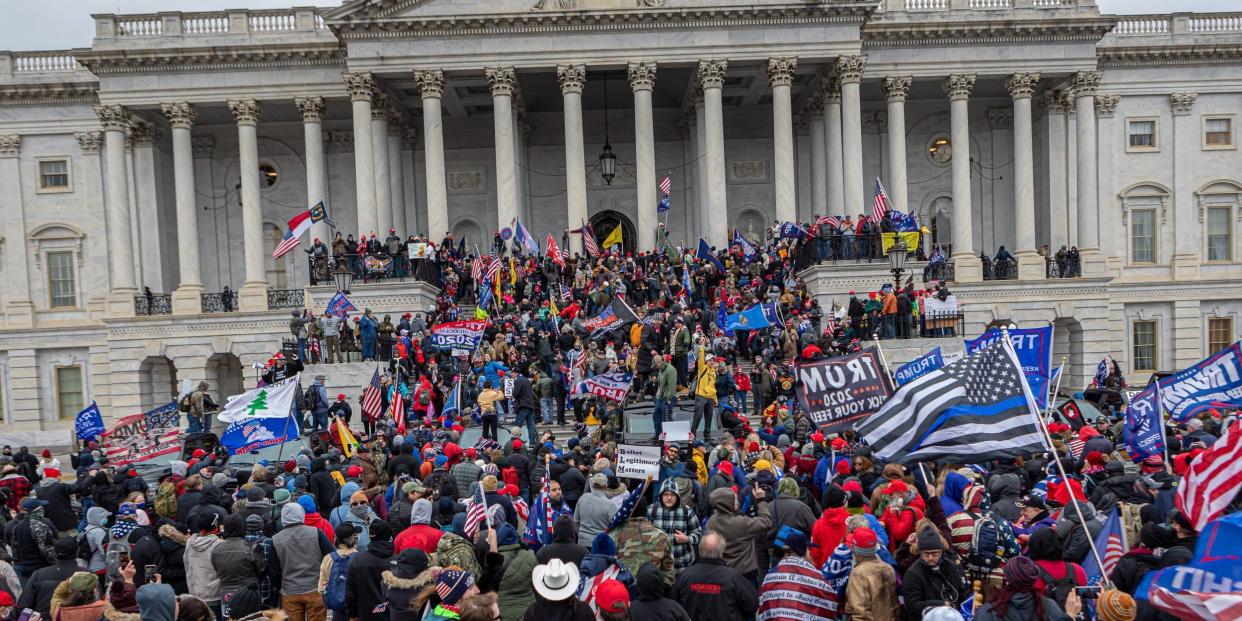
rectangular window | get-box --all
[1131,209,1155,263]
[1209,317,1233,355]
[1206,116,1234,148]
[55,366,84,420]
[47,251,76,308]
[1207,206,1232,261]
[1128,119,1157,151]
[1132,320,1157,372]
[38,159,69,191]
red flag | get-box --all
[1176,419,1242,531]
[546,234,565,267]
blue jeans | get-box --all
[312,410,328,433]
[540,398,555,424]
[652,398,669,440]
[515,406,538,447]
[736,390,749,415]
[298,337,307,362]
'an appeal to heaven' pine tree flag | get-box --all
[217,375,301,423]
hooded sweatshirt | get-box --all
[184,532,223,604]
[628,562,691,621]
[704,487,771,576]
[135,583,177,621]
[83,507,110,572]
[393,499,441,554]
[272,503,334,596]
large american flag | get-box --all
[1176,418,1242,531]
[659,175,672,195]
[870,178,891,224]
[1081,506,1125,586]
[464,483,488,540]
[484,256,501,283]
[817,215,841,230]
[361,368,383,421]
[470,257,482,283]
[272,236,301,260]
[580,222,601,257]
[855,340,1047,463]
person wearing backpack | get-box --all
[318,522,358,621]
[309,375,330,433]
[948,484,1021,598]
[273,502,333,621]
[78,507,110,575]
[211,513,267,619]
[1027,526,1086,611]
[902,525,968,620]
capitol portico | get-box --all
[0,0,1241,439]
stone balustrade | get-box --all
[878,0,1090,16]
[1108,12,1242,38]
[93,8,329,47]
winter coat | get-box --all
[810,507,849,568]
[573,490,615,547]
[450,461,482,498]
[975,592,1074,621]
[15,560,79,619]
[704,488,771,576]
[380,568,431,621]
[1057,501,1103,564]
[843,555,899,621]
[345,539,394,621]
[987,473,1024,522]
[670,559,757,621]
[211,537,266,606]
[495,543,537,621]
[183,534,223,603]
[628,563,691,621]
[902,558,968,620]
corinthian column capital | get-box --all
[161,102,197,129]
[295,96,326,123]
[94,104,130,131]
[414,70,445,98]
[697,60,728,90]
[486,67,517,97]
[835,55,867,85]
[766,57,798,88]
[943,73,977,101]
[557,64,586,95]
[1005,72,1041,99]
[627,61,657,92]
[882,75,912,102]
[344,72,375,102]
[227,98,262,126]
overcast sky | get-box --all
[1,0,1237,51]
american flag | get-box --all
[606,478,649,530]
[870,177,891,224]
[659,175,672,195]
[470,257,482,283]
[1176,418,1242,531]
[579,564,622,615]
[1081,506,1125,586]
[484,256,500,283]
[580,221,601,257]
[817,214,841,230]
[361,368,383,421]
[523,468,555,549]
[856,340,1047,463]
[463,482,489,539]
[390,382,406,435]
[560,284,572,304]
[272,235,301,260]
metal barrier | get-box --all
[985,257,1018,281]
[267,289,305,310]
[134,294,171,315]
[922,261,955,282]
[200,292,235,313]
[1046,256,1081,278]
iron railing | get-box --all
[1046,256,1081,279]
[984,257,1018,281]
[134,293,171,316]
[200,292,235,313]
[267,289,305,310]
[316,253,443,287]
[839,310,964,340]
[922,261,955,282]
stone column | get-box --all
[415,70,448,240]
[228,98,267,311]
[94,105,138,313]
[0,135,34,326]
[388,117,407,236]
[837,56,866,216]
[768,57,798,224]
[295,96,329,245]
[130,123,164,291]
[1040,91,1069,250]
[807,96,828,217]
[402,128,421,235]
[558,64,588,255]
[699,60,729,248]
[1170,91,1200,279]
[822,78,845,215]
[1064,91,1078,248]
[345,72,377,237]
[944,74,981,281]
[1007,73,1043,280]
[882,76,912,215]
[629,61,658,251]
[1095,94,1120,270]
[487,67,519,233]
[370,93,391,237]
[694,90,709,236]
[1073,70,1104,277]
[162,102,204,314]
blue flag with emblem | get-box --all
[725,304,771,332]
[325,291,357,319]
[732,229,757,263]
[697,239,725,272]
[308,200,334,227]
[606,478,649,531]
[75,402,105,440]
[220,413,299,456]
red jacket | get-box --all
[811,507,850,567]
[304,511,335,544]
[394,523,444,554]
[880,505,922,553]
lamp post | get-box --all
[333,261,354,294]
[599,72,616,185]
[887,236,908,290]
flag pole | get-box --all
[872,335,895,386]
[1003,329,1113,588]
[1153,379,1172,474]
[1044,356,1067,421]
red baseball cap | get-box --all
[848,527,879,553]
[595,579,630,614]
[346,465,362,477]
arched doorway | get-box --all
[205,353,245,404]
[138,356,178,411]
[1052,317,1084,393]
[451,219,484,253]
[590,210,635,255]
[736,209,767,241]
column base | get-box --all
[1016,251,1046,281]
[238,283,268,312]
[952,253,983,283]
[5,300,35,329]
[106,290,139,318]
[1078,248,1110,279]
[171,285,205,316]
[1171,253,1201,281]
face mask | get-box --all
[350,504,369,519]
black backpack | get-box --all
[1037,562,1076,609]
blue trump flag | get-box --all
[1136,511,1242,619]
[442,376,462,418]
[1154,341,1242,422]
[725,304,771,332]
[1123,385,1166,461]
[326,291,357,318]
[894,347,945,386]
[220,414,298,456]
[965,326,1054,408]
[697,239,725,272]
[732,229,757,263]
[75,402,105,440]
[778,222,807,239]
[759,302,782,326]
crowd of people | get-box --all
[2,224,1236,621]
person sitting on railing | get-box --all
[981,251,994,280]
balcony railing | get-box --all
[134,294,171,316]
[10,52,80,73]
[267,289,305,310]
[99,8,328,41]
[842,310,965,340]
[200,292,236,313]
[922,261,955,283]
[983,257,1018,281]
[1111,12,1242,37]
[1046,256,1081,279]
[315,253,444,287]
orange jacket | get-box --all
[881,293,897,315]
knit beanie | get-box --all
[1002,556,1041,588]
[435,569,475,606]
[592,533,617,556]
[1097,590,1137,621]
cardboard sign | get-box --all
[796,348,892,433]
[662,421,692,442]
[616,444,662,480]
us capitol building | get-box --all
[0,0,1239,438]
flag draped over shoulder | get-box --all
[854,340,1047,463]
[758,557,838,621]
[606,478,648,531]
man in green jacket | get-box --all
[653,355,678,443]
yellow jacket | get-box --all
[694,347,717,403]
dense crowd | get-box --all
[4,226,1237,621]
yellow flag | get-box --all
[335,416,358,458]
[601,225,623,250]
[509,257,517,286]
[549,296,559,317]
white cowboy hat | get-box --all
[532,558,580,601]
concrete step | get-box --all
[301,361,383,399]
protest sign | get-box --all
[662,421,692,442]
[101,403,181,467]
[407,242,430,259]
[429,320,487,351]
[616,444,661,480]
[796,348,891,433]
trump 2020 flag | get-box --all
[1123,385,1165,461]
[1136,511,1242,621]
[220,414,298,456]
[965,326,1054,408]
[855,340,1047,463]
[442,376,462,418]
[1155,341,1242,422]
[732,229,757,263]
[325,291,357,319]
[778,222,807,239]
[572,372,633,403]
[218,375,301,423]
[75,401,106,440]
[894,347,945,386]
